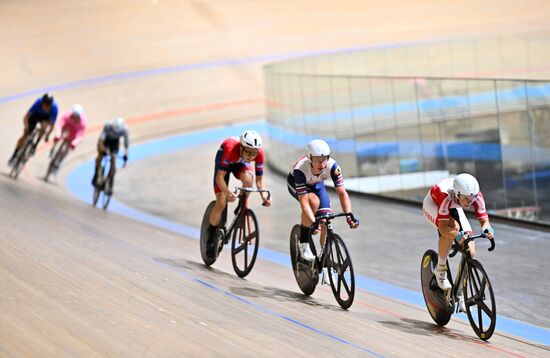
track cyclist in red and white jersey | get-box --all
[422,173,495,310]
[206,130,271,243]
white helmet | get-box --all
[453,173,480,197]
[113,117,125,132]
[71,104,84,118]
[240,130,262,149]
[306,139,330,159]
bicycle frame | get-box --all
[449,234,495,299]
[222,187,271,242]
[309,212,355,270]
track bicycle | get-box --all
[421,233,496,340]
[9,127,42,179]
[200,187,271,278]
[289,212,357,309]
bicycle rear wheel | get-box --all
[420,249,454,326]
[102,175,113,210]
[45,146,61,181]
[327,234,355,309]
[92,167,105,207]
[200,201,218,266]
[10,141,32,179]
[231,209,259,278]
[289,224,318,296]
[464,259,496,341]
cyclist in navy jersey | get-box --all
[287,139,359,263]
[8,93,58,166]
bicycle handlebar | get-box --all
[449,233,495,257]
[234,187,271,202]
[311,212,356,227]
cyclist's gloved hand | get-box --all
[346,215,359,229]
[123,154,128,162]
[455,230,467,244]
[483,226,494,238]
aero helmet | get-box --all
[453,173,480,198]
[71,104,84,118]
[240,130,262,149]
[306,139,331,159]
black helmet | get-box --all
[41,93,54,106]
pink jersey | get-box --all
[429,178,488,225]
[216,137,264,176]
[54,110,88,148]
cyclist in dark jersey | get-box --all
[91,118,129,194]
[8,93,58,166]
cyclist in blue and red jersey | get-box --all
[207,130,271,242]
[287,139,359,265]
[8,93,59,166]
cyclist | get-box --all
[206,130,271,251]
[91,117,129,195]
[287,139,359,269]
[49,104,88,171]
[422,173,495,311]
[8,93,58,166]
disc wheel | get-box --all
[231,209,259,278]
[464,259,496,341]
[327,234,355,309]
[420,249,454,326]
[289,224,318,296]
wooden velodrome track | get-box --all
[2,1,550,356]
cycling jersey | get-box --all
[215,137,264,176]
[54,110,88,148]
[287,155,344,215]
[28,97,58,123]
[428,178,488,225]
[99,122,129,150]
[289,155,344,196]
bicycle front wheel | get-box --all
[464,259,496,341]
[231,209,259,278]
[327,234,355,309]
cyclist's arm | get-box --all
[23,112,31,132]
[335,185,352,213]
[255,174,265,190]
[255,175,271,206]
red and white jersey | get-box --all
[429,178,488,225]
[216,137,265,176]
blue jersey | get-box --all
[28,98,58,123]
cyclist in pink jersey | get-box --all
[207,130,271,241]
[48,104,87,167]
[422,173,495,297]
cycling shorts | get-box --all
[287,173,332,217]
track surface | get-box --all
[2,1,550,356]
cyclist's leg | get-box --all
[208,166,232,231]
[235,163,254,206]
[106,139,119,182]
[92,140,105,186]
[287,174,318,245]
[313,183,331,247]
[10,117,36,162]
